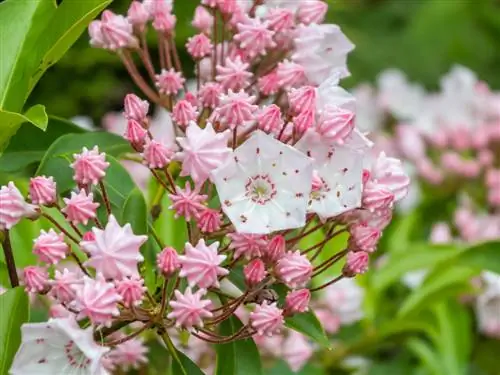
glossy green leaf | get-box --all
[36,132,131,194]
[407,338,444,375]
[285,311,330,348]
[372,243,462,293]
[4,218,45,267]
[0,287,29,374]
[215,316,263,375]
[0,105,48,150]
[268,360,326,375]
[154,191,188,252]
[121,188,148,235]
[0,116,84,172]
[455,241,500,274]
[171,347,204,375]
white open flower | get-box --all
[296,130,365,221]
[211,131,313,234]
[10,317,109,375]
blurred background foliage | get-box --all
[28,0,500,123]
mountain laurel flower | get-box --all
[88,20,106,48]
[293,109,315,135]
[62,190,99,225]
[176,122,232,185]
[288,86,317,114]
[197,207,222,233]
[125,119,148,147]
[257,104,284,133]
[169,183,207,221]
[275,251,313,289]
[263,235,286,264]
[82,215,147,279]
[124,93,149,122]
[349,223,381,253]
[127,1,149,27]
[265,8,295,32]
[29,176,56,206]
[316,105,355,144]
[244,259,267,288]
[10,318,109,375]
[234,18,276,58]
[285,289,311,315]
[157,247,180,277]
[0,182,37,230]
[342,251,369,277]
[216,57,253,92]
[100,10,138,50]
[49,268,80,304]
[212,131,314,234]
[198,82,222,108]
[228,233,268,259]
[168,288,213,330]
[142,139,174,169]
[250,302,284,336]
[370,152,410,201]
[155,68,185,96]
[172,99,198,126]
[297,0,328,25]
[152,9,176,33]
[33,229,69,264]
[216,90,258,129]
[107,337,148,371]
[362,180,395,212]
[115,276,146,307]
[179,239,228,288]
[258,70,280,96]
[22,266,49,294]
[277,60,306,89]
[186,33,213,59]
[71,146,110,186]
[72,273,122,327]
[192,5,213,34]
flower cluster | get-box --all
[2,1,409,373]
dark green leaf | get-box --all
[154,191,188,252]
[121,188,148,235]
[455,241,500,274]
[0,106,48,151]
[171,347,204,375]
[285,311,330,348]
[0,287,29,374]
[215,316,263,375]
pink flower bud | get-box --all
[349,223,381,252]
[199,83,222,109]
[169,183,207,221]
[82,231,96,242]
[316,105,355,143]
[0,182,37,230]
[258,70,280,96]
[257,104,284,133]
[101,10,138,50]
[127,1,149,27]
[186,33,213,59]
[155,68,185,96]
[152,10,176,33]
[71,146,110,186]
[142,139,174,169]
[342,251,369,277]
[285,289,310,314]
[362,181,394,212]
[297,0,328,25]
[275,251,312,289]
[22,266,49,293]
[293,109,315,134]
[263,235,286,264]
[288,86,316,114]
[125,119,148,148]
[185,92,198,107]
[244,259,267,288]
[88,21,105,48]
[197,208,222,233]
[157,247,180,277]
[49,268,80,304]
[29,176,56,205]
[62,190,99,225]
[277,60,306,89]
[478,150,494,167]
[168,287,213,330]
[33,229,69,265]
[124,93,149,122]
[192,6,213,34]
[265,8,295,32]
[429,223,452,244]
[115,276,146,307]
[172,100,198,126]
[250,302,284,336]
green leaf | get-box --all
[0,0,111,147]
[171,347,204,375]
[372,243,462,293]
[0,105,48,150]
[3,218,46,267]
[154,191,188,252]
[407,338,444,375]
[398,266,477,318]
[36,132,132,194]
[455,241,500,274]
[285,311,330,348]
[267,360,326,375]
[0,116,84,172]
[215,316,263,375]
[0,287,29,374]
[121,188,148,235]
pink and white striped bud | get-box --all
[234,18,276,59]
[172,100,198,126]
[169,183,207,221]
[62,190,99,225]
[349,223,381,253]
[0,182,37,230]
[257,105,284,133]
[258,70,280,96]
[217,90,257,129]
[124,93,149,122]
[297,0,328,25]
[185,91,198,107]
[244,259,267,288]
[265,8,295,32]
[288,86,316,114]
[250,302,284,336]
[343,251,369,277]
[71,146,110,186]
[186,33,213,59]
[142,139,174,169]
[192,6,213,34]
[152,10,176,34]
[216,56,253,92]
[285,289,310,314]
[115,276,146,307]
[168,287,213,330]
[197,208,222,233]
[263,235,286,264]
[157,247,180,277]
[101,10,138,50]
[275,251,312,289]
[155,68,185,96]
[127,1,149,27]
[125,119,148,148]
[88,21,105,48]
[362,181,394,212]
[33,229,69,264]
[316,105,355,144]
[293,110,315,135]
[277,60,306,89]
[29,176,56,206]
[199,82,222,109]
[22,266,49,293]
[49,268,80,304]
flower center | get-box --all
[65,340,90,369]
[245,175,277,205]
